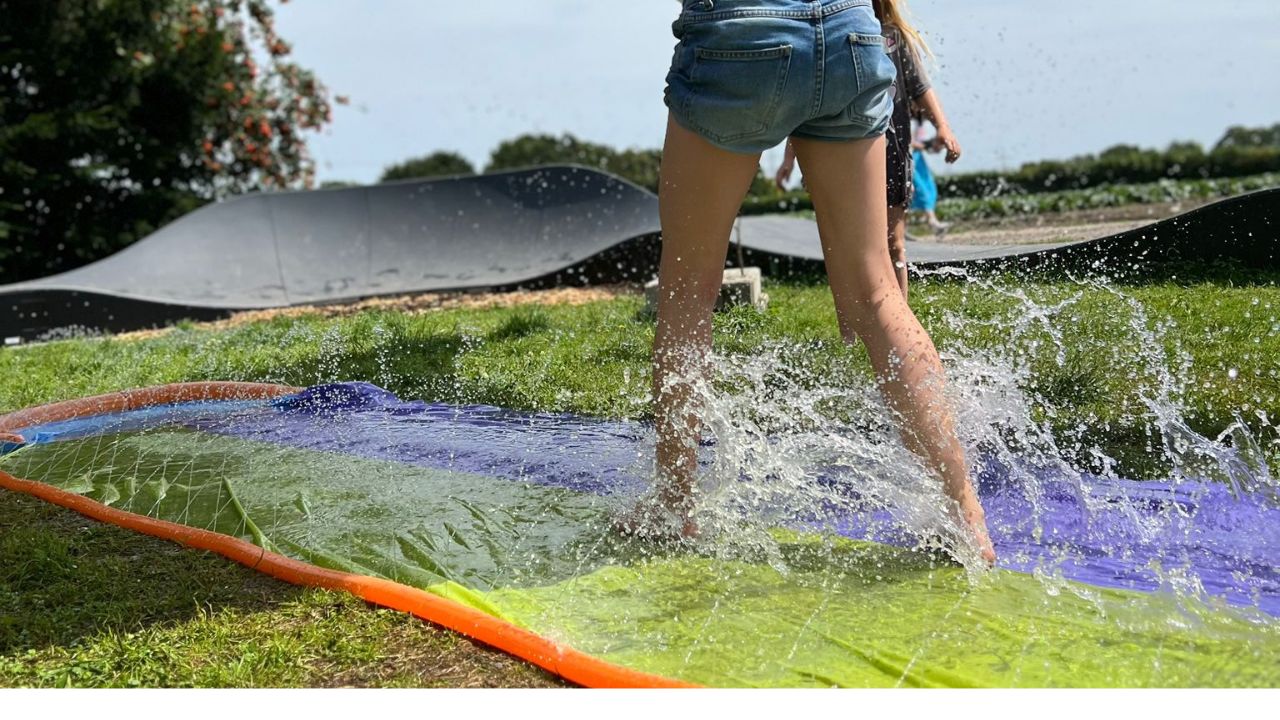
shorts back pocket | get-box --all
[847,34,894,125]
[683,44,794,146]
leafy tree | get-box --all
[380,151,475,182]
[604,148,664,193]
[1215,123,1280,150]
[0,0,338,283]
[1164,141,1209,177]
[487,134,609,172]
[485,133,664,192]
[934,126,1279,199]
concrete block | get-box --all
[644,267,768,315]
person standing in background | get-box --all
[910,117,953,238]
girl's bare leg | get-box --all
[648,116,762,534]
[791,136,995,563]
[887,204,909,299]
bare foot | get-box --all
[612,497,698,541]
[961,503,997,566]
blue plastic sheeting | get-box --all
[8,399,274,449]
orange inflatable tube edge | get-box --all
[0,383,695,689]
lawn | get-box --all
[2,265,1278,686]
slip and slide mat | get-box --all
[2,382,1278,687]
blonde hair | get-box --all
[873,0,933,60]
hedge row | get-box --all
[740,173,1280,221]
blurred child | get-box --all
[910,116,951,237]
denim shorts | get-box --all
[665,0,896,154]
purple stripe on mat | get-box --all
[195,383,1279,617]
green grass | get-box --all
[3,270,1277,472]
[2,268,1278,686]
[0,491,562,688]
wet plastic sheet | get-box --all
[3,383,1278,687]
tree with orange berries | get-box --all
[0,0,341,283]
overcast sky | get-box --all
[274,0,1280,184]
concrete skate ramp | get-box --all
[1,165,1275,343]
[1,166,662,341]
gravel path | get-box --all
[916,200,1208,247]
[924,218,1149,247]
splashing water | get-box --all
[654,327,1278,610]
[631,265,1280,608]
